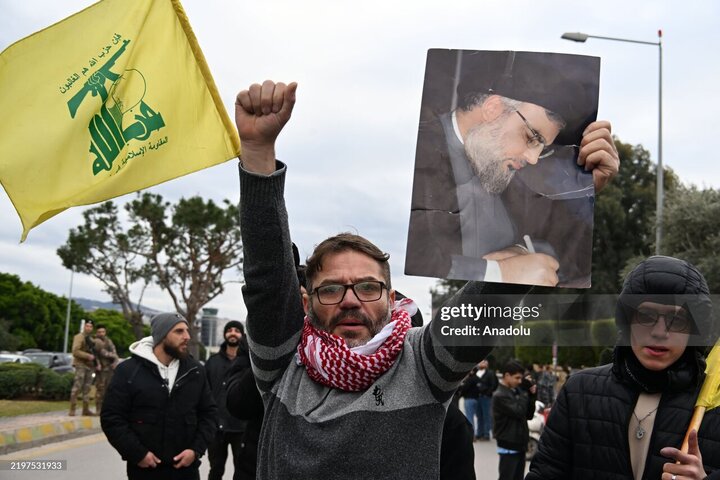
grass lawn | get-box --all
[0,399,72,417]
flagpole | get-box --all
[680,407,706,453]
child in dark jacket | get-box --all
[492,360,536,480]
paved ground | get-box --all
[0,410,530,477]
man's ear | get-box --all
[388,289,396,305]
[302,291,310,314]
[480,95,506,121]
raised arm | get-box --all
[236,81,304,393]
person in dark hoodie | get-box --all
[526,256,720,480]
[205,320,252,480]
[101,313,217,480]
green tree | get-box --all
[590,138,679,293]
[57,202,151,339]
[58,194,244,353]
[0,272,85,351]
[0,319,21,352]
[126,193,243,354]
[657,186,720,291]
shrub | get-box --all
[36,369,73,400]
[0,363,72,400]
[0,363,41,399]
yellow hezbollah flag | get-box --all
[680,339,720,453]
[697,340,720,410]
[0,0,240,241]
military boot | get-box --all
[81,402,96,416]
[68,402,76,416]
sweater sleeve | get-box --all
[238,162,305,393]
[421,281,533,403]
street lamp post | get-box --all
[63,269,74,353]
[561,31,663,255]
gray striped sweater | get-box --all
[239,162,509,479]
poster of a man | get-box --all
[405,49,615,288]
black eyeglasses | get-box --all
[515,110,555,160]
[310,281,387,305]
[633,308,692,333]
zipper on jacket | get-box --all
[171,366,199,396]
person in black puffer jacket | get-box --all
[102,313,217,480]
[526,256,720,480]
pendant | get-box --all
[635,425,645,440]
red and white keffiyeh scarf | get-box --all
[297,304,413,392]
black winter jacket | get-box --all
[459,373,481,400]
[526,361,720,479]
[492,383,535,452]
[205,342,246,433]
[478,369,499,397]
[460,369,499,399]
[528,256,720,479]
[101,350,217,480]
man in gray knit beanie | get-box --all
[101,310,216,477]
[151,312,189,347]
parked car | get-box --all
[0,353,33,364]
[24,351,75,374]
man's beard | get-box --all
[307,304,392,348]
[464,121,524,194]
[163,341,188,359]
[225,335,240,346]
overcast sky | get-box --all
[1,0,719,325]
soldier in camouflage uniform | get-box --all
[93,324,119,413]
[70,319,99,416]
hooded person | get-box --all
[527,256,720,480]
[101,313,217,480]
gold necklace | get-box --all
[632,407,659,440]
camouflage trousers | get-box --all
[69,365,94,404]
[95,369,114,411]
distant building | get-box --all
[200,308,220,347]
